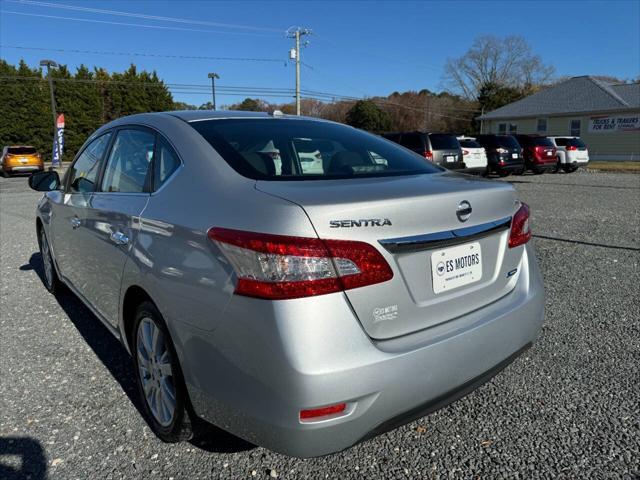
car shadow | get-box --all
[0,436,47,480]
[21,252,254,454]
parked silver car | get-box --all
[29,111,545,458]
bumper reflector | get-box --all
[300,403,347,421]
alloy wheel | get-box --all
[136,318,177,427]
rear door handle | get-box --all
[110,231,129,246]
[70,216,81,229]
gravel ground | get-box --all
[1,170,639,479]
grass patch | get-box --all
[587,161,640,173]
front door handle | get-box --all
[70,216,81,229]
[110,231,129,246]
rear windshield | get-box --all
[459,139,481,148]
[7,147,37,155]
[531,137,555,147]
[428,133,460,150]
[480,135,520,149]
[557,138,587,148]
[190,119,442,180]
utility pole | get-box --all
[40,59,59,170]
[207,72,219,110]
[286,27,311,116]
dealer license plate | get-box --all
[445,155,455,163]
[431,242,482,294]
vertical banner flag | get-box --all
[52,113,65,167]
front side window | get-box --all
[537,118,547,133]
[67,133,112,193]
[190,119,441,180]
[570,119,581,136]
[102,129,155,193]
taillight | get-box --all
[566,145,577,151]
[508,203,531,248]
[423,150,433,161]
[462,150,470,156]
[208,228,393,300]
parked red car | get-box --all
[514,135,557,174]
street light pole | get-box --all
[40,59,59,170]
[207,72,219,110]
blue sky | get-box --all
[1,0,639,107]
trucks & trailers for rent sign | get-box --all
[589,115,640,133]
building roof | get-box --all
[478,76,640,120]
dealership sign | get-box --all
[589,115,640,133]
[52,113,65,167]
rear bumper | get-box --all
[178,243,545,458]
[4,165,43,173]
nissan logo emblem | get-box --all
[456,200,472,222]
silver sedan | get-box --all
[29,110,545,457]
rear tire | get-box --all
[132,301,194,443]
[39,227,63,294]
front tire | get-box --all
[132,301,193,443]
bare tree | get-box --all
[442,35,555,99]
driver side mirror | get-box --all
[28,170,60,192]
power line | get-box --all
[2,10,277,37]
[7,0,283,32]
[1,45,285,63]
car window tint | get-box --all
[102,129,155,193]
[68,133,112,193]
[399,133,424,151]
[459,139,481,148]
[568,138,586,148]
[554,138,567,146]
[532,137,555,147]
[154,137,181,188]
[429,134,460,150]
[495,136,520,149]
[191,119,441,180]
[8,147,37,155]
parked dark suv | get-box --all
[475,135,524,176]
[382,132,465,170]
[514,135,557,174]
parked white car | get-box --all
[548,137,589,173]
[458,137,488,174]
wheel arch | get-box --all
[121,285,155,354]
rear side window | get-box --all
[459,139,481,148]
[190,119,441,180]
[101,129,155,193]
[8,147,37,155]
[429,134,460,150]
[154,137,181,189]
[67,133,112,193]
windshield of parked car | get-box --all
[7,147,37,155]
[190,119,442,180]
[428,134,460,150]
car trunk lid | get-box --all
[257,172,524,340]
